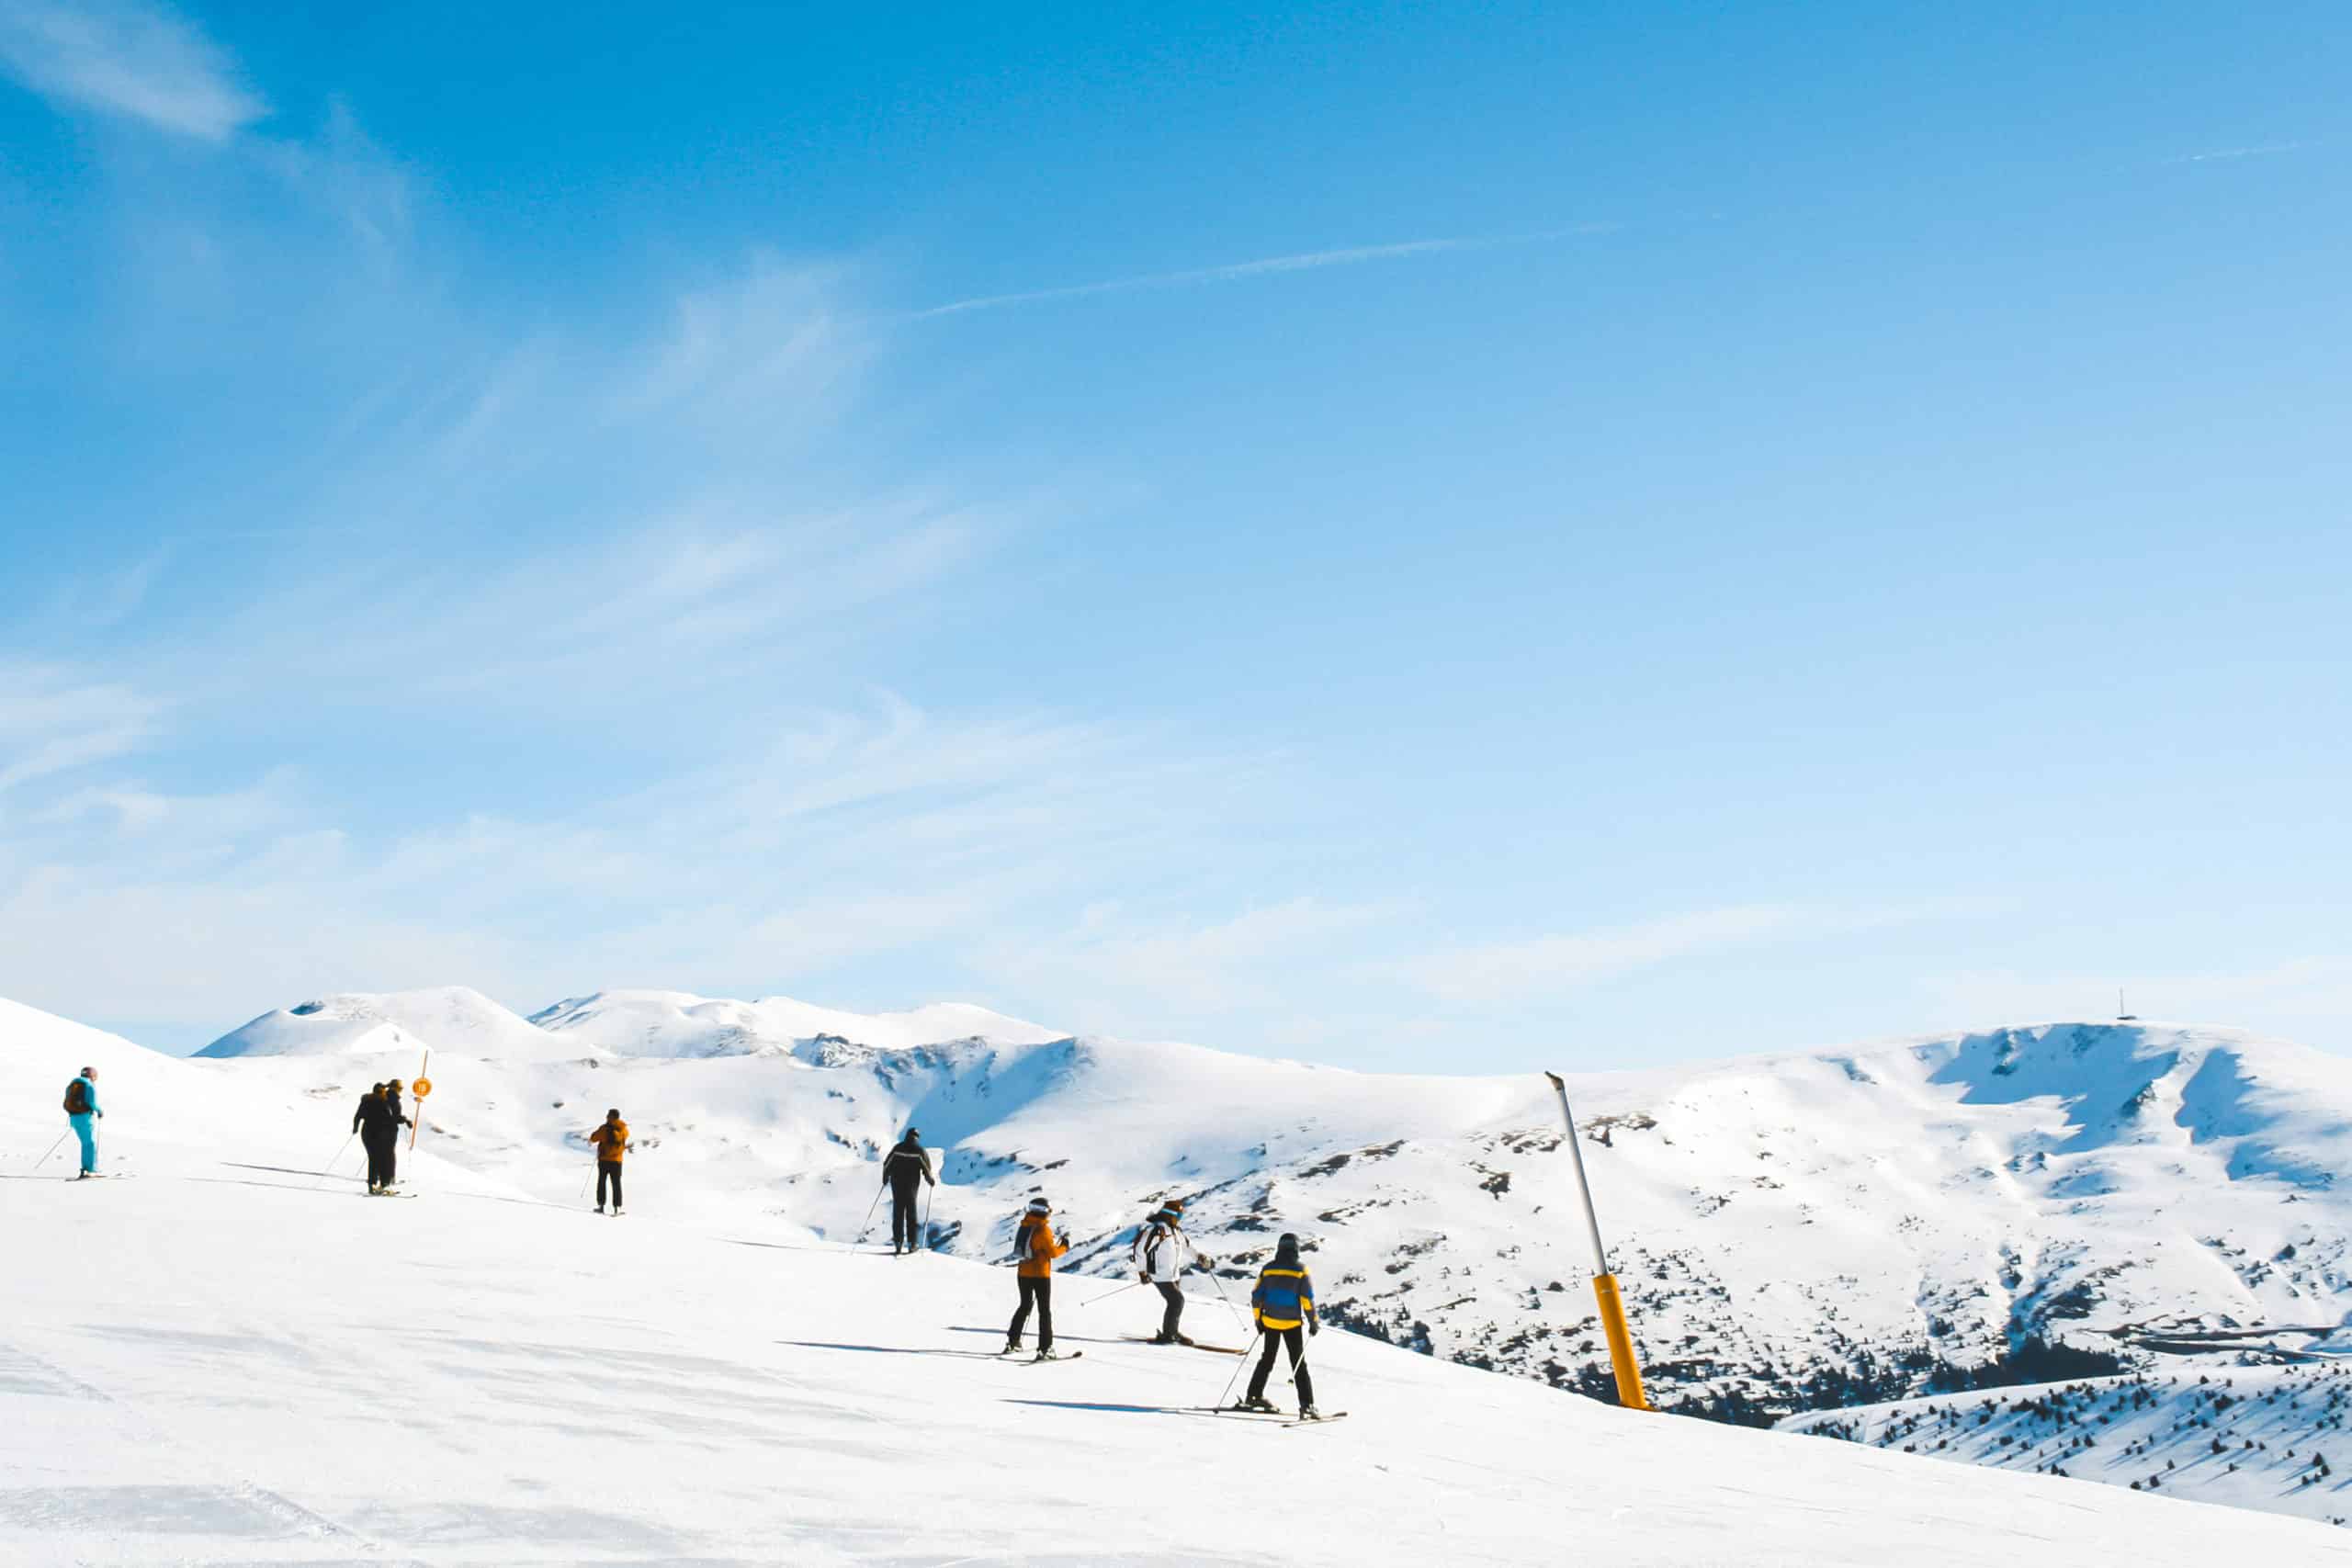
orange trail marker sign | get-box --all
[409,1052,431,1150]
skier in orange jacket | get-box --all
[590,1110,630,1214]
[1005,1196,1069,1359]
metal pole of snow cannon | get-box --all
[407,1052,432,1151]
[1544,1071,1649,1412]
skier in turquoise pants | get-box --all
[63,1066,103,1178]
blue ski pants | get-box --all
[70,1112,96,1173]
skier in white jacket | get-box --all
[1131,1198,1213,1345]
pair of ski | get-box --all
[1122,1336,1245,1356]
[1001,1348,1083,1364]
[1200,1404,1349,1429]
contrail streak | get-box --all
[910,228,1609,321]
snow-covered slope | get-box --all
[175,1001,2352,1424]
[61,992,2352,1530]
[1784,1364,2352,1527]
[2,1005,2343,1565]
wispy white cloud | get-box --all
[2165,141,2315,166]
[975,897,1403,1032]
[253,98,417,260]
[910,227,1615,320]
[0,664,159,794]
[1402,905,1806,1004]
[0,689,1270,1029]
[1401,900,1992,1006]
[0,0,266,141]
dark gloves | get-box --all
[1308,1320,1320,1337]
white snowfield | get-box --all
[182,994,2352,1433]
[5,997,2346,1566]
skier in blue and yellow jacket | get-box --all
[1240,1232,1321,1417]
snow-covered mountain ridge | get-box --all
[175,994,2352,1443]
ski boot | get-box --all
[1299,1405,1323,1421]
[1238,1395,1278,1414]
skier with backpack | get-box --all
[1131,1198,1214,1345]
[353,1082,411,1194]
[1238,1232,1321,1417]
[589,1109,629,1214]
[880,1128,936,1254]
[62,1066,103,1178]
[1005,1196,1069,1359]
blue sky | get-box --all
[2,1,2346,1067]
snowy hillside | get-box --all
[50,990,2352,1530]
[1785,1363,2352,1527]
[3,998,2345,1565]
[180,1000,2352,1430]
[198,987,570,1061]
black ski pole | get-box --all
[308,1134,356,1190]
[1083,1280,1144,1308]
[1216,1338,1253,1411]
[31,1130,70,1172]
[1206,1269,1253,1337]
[855,1186,884,1247]
[922,1182,935,1250]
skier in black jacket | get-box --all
[351,1083,383,1146]
[354,1082,412,1194]
[881,1129,936,1254]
